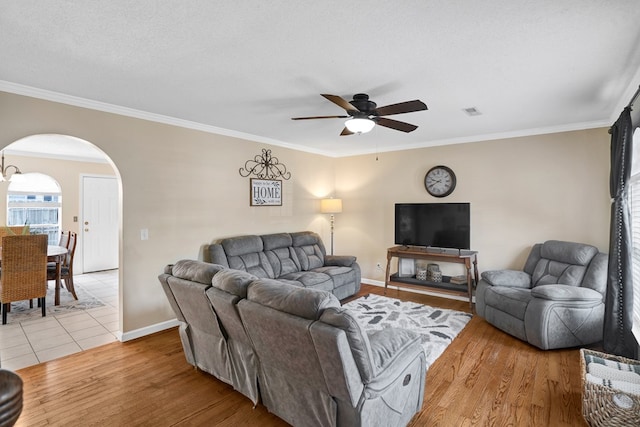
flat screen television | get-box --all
[394,203,470,249]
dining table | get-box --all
[0,245,69,306]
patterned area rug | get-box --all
[3,285,105,323]
[343,293,472,369]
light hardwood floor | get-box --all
[14,284,589,426]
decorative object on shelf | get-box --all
[427,263,442,282]
[320,198,342,255]
[449,275,467,285]
[416,267,427,281]
[250,179,282,206]
[239,149,291,180]
[424,165,456,197]
[0,151,23,182]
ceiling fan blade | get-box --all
[340,127,354,136]
[376,117,418,133]
[291,115,349,120]
[321,94,360,112]
[374,100,427,116]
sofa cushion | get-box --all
[247,279,340,320]
[222,235,263,256]
[262,233,293,251]
[211,269,258,299]
[531,284,603,302]
[262,233,301,277]
[312,266,356,289]
[531,260,587,287]
[540,240,598,266]
[221,236,275,278]
[279,271,333,292]
[171,259,226,285]
[484,286,534,320]
[291,231,325,270]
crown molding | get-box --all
[0,81,329,157]
[0,80,611,159]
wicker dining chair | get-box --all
[0,234,48,325]
[0,226,30,239]
[47,231,77,300]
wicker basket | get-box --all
[580,348,640,427]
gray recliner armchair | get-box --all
[475,240,608,350]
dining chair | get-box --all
[0,226,30,239]
[47,231,77,300]
[58,230,70,250]
[0,234,48,325]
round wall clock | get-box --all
[424,165,456,197]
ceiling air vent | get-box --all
[462,107,482,116]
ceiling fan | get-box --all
[291,93,428,136]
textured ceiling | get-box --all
[1,1,640,158]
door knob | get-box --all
[84,221,89,225]
[85,228,89,232]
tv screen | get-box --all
[395,203,470,249]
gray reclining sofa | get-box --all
[475,240,608,350]
[208,231,361,300]
[159,257,426,426]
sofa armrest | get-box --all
[368,328,422,373]
[324,255,356,267]
[366,328,425,397]
[531,284,603,302]
[481,270,531,288]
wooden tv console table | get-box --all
[384,246,479,308]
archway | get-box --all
[0,134,123,368]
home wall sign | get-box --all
[250,178,282,206]
[240,149,290,206]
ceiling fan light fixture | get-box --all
[345,118,375,134]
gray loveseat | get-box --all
[475,240,608,350]
[159,259,426,427]
[208,231,361,300]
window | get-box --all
[6,173,62,244]
[629,127,640,339]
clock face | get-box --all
[425,166,456,197]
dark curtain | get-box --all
[604,107,637,358]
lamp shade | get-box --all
[344,118,375,134]
[320,198,343,214]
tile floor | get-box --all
[0,269,119,371]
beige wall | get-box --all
[0,154,116,272]
[0,90,612,335]
[334,128,611,281]
[0,91,334,334]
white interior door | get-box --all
[82,176,118,273]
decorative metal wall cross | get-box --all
[239,149,291,180]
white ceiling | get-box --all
[1,1,640,158]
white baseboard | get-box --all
[118,318,180,342]
[361,277,475,303]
